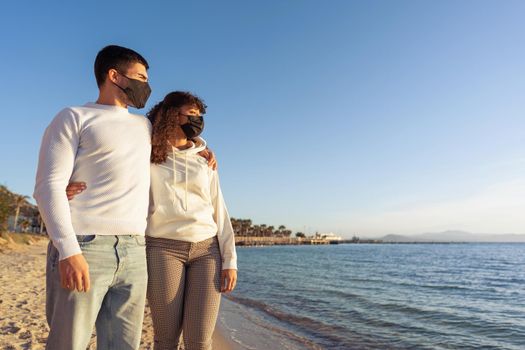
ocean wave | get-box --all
[224,294,406,349]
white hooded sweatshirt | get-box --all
[146,137,237,270]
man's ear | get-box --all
[107,68,120,84]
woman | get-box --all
[145,91,237,350]
[66,91,237,350]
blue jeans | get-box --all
[46,235,148,350]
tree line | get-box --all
[0,185,40,233]
[230,218,300,238]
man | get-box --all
[34,45,214,350]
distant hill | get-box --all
[379,230,525,243]
[380,234,432,243]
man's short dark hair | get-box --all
[94,45,149,87]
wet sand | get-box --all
[0,235,235,350]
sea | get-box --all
[217,243,525,350]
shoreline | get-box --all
[0,235,237,350]
[217,296,323,350]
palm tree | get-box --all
[244,219,254,236]
[260,224,267,237]
[241,219,252,236]
[253,225,261,237]
[0,185,13,231]
[13,194,29,232]
[278,225,286,237]
[230,218,241,235]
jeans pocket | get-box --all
[76,235,97,246]
[135,235,146,246]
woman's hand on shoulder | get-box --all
[198,147,217,170]
[220,269,237,293]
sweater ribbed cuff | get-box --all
[55,235,82,261]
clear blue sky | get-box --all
[1,1,524,237]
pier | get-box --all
[235,236,383,246]
[235,236,335,246]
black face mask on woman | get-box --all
[114,73,152,109]
[180,115,204,138]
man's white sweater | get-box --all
[34,103,151,260]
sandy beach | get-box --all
[0,234,235,350]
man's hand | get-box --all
[220,269,237,293]
[198,148,217,170]
[59,254,91,292]
[66,182,87,200]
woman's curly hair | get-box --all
[147,91,207,164]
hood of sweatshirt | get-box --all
[171,136,207,155]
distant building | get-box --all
[319,232,342,242]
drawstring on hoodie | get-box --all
[171,146,189,211]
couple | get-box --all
[34,45,237,350]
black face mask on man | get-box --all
[114,73,152,109]
[180,115,204,139]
